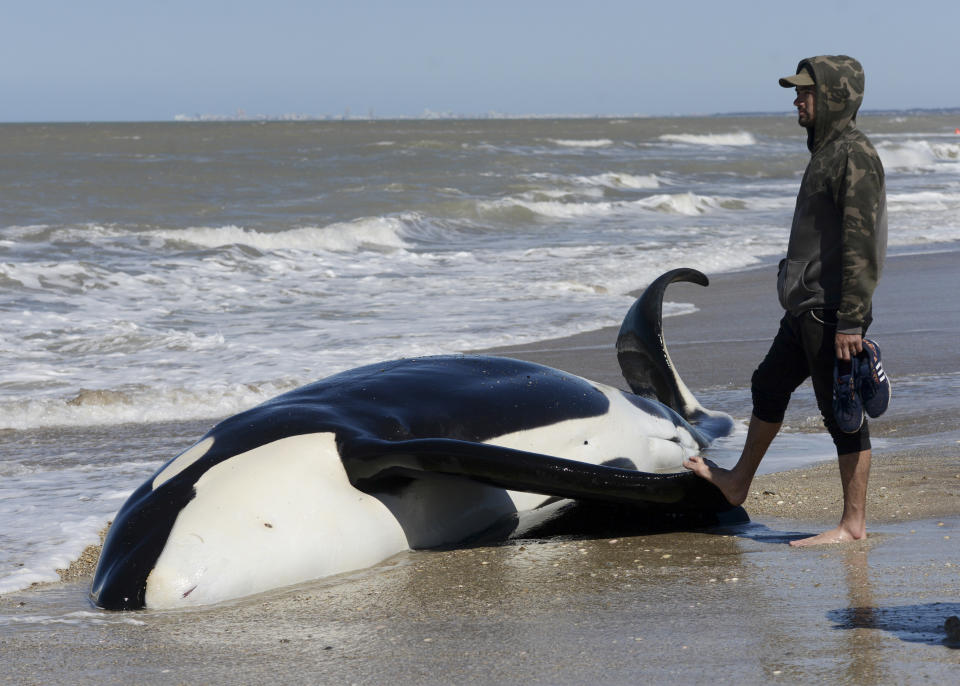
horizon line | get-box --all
[2,105,959,126]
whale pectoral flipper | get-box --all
[617,267,734,440]
[343,437,732,512]
[616,267,708,407]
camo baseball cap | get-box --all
[779,67,814,88]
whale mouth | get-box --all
[90,565,149,611]
[91,479,196,610]
[90,529,163,610]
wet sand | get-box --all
[2,250,959,683]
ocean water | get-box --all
[2,114,959,595]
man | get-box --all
[683,55,887,546]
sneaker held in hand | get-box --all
[833,358,864,434]
[857,338,891,418]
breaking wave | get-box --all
[151,216,414,253]
[479,191,732,219]
[658,132,757,146]
[0,380,300,432]
[877,139,960,172]
[574,172,662,190]
[546,138,615,148]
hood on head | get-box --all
[796,55,865,152]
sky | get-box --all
[2,0,958,122]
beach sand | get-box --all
[2,251,958,684]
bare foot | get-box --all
[789,525,865,547]
[682,455,749,506]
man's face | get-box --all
[794,86,816,128]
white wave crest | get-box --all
[575,172,661,190]
[524,172,662,194]
[877,139,960,171]
[0,380,299,431]
[658,132,757,146]
[888,190,960,209]
[479,191,726,220]
[152,216,413,253]
[634,192,724,215]
[547,138,614,148]
[481,198,616,219]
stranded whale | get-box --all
[91,268,735,610]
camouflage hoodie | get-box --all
[777,55,887,334]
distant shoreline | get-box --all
[2,106,958,126]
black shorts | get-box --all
[751,310,871,455]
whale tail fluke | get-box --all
[617,268,733,445]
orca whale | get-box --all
[91,268,735,610]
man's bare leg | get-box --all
[790,449,870,547]
[683,415,781,506]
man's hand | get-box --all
[835,332,863,362]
